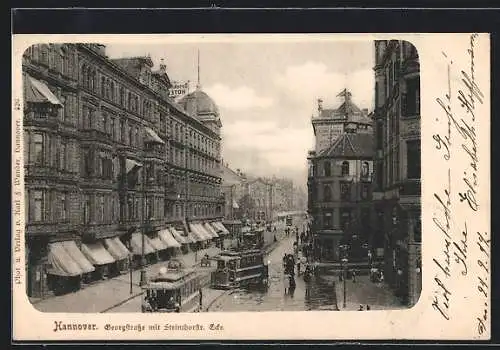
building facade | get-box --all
[307,131,374,263]
[22,43,223,298]
[372,40,421,307]
[312,89,373,153]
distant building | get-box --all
[311,89,373,153]
[220,165,246,220]
[307,131,374,262]
[372,40,421,307]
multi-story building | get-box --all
[312,89,373,154]
[221,164,246,220]
[22,43,224,298]
[307,127,374,263]
[372,40,421,306]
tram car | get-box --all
[210,249,269,290]
[141,259,202,313]
[241,226,265,249]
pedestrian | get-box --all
[358,304,364,311]
[366,305,371,311]
[297,259,301,275]
[283,273,290,294]
[352,269,357,283]
[380,271,384,283]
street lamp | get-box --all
[342,257,348,308]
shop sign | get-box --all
[168,81,190,98]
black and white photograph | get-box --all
[21,39,421,314]
[12,32,490,341]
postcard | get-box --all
[12,33,490,340]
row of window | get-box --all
[24,131,78,173]
[26,189,73,223]
[319,160,371,178]
[26,188,222,226]
[171,121,219,158]
[320,208,369,230]
[24,44,77,79]
[319,182,371,202]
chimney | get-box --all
[159,58,167,73]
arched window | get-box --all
[362,161,369,178]
[324,161,331,177]
[323,185,332,202]
[341,161,350,176]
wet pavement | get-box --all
[208,219,340,312]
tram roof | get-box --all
[217,249,263,259]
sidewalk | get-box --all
[331,275,406,311]
[31,244,223,313]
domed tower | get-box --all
[178,88,222,134]
[177,50,223,135]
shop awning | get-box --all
[130,233,156,255]
[186,230,199,244]
[195,223,213,240]
[159,229,182,248]
[104,237,130,260]
[81,242,116,265]
[169,227,189,244]
[25,75,62,105]
[47,242,84,277]
[149,236,168,251]
[203,222,219,238]
[188,224,206,242]
[125,159,143,173]
[204,223,219,238]
[60,241,95,273]
[144,127,165,145]
[213,222,230,235]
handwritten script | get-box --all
[432,33,488,336]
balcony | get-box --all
[80,128,113,146]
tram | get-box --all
[141,259,202,313]
[241,225,265,249]
[210,249,269,290]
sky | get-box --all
[105,38,375,189]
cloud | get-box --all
[205,83,274,111]
[273,61,374,113]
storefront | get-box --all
[159,228,182,259]
[129,232,157,268]
[148,233,169,261]
[46,241,95,295]
[313,230,343,262]
[103,236,130,276]
[169,226,191,254]
[81,241,116,281]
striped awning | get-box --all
[169,227,189,244]
[81,241,116,265]
[203,222,219,238]
[130,233,156,255]
[159,229,182,248]
[25,75,62,105]
[144,127,165,145]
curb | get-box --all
[100,291,144,313]
[203,289,232,312]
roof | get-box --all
[221,165,245,186]
[178,89,219,117]
[318,132,374,158]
